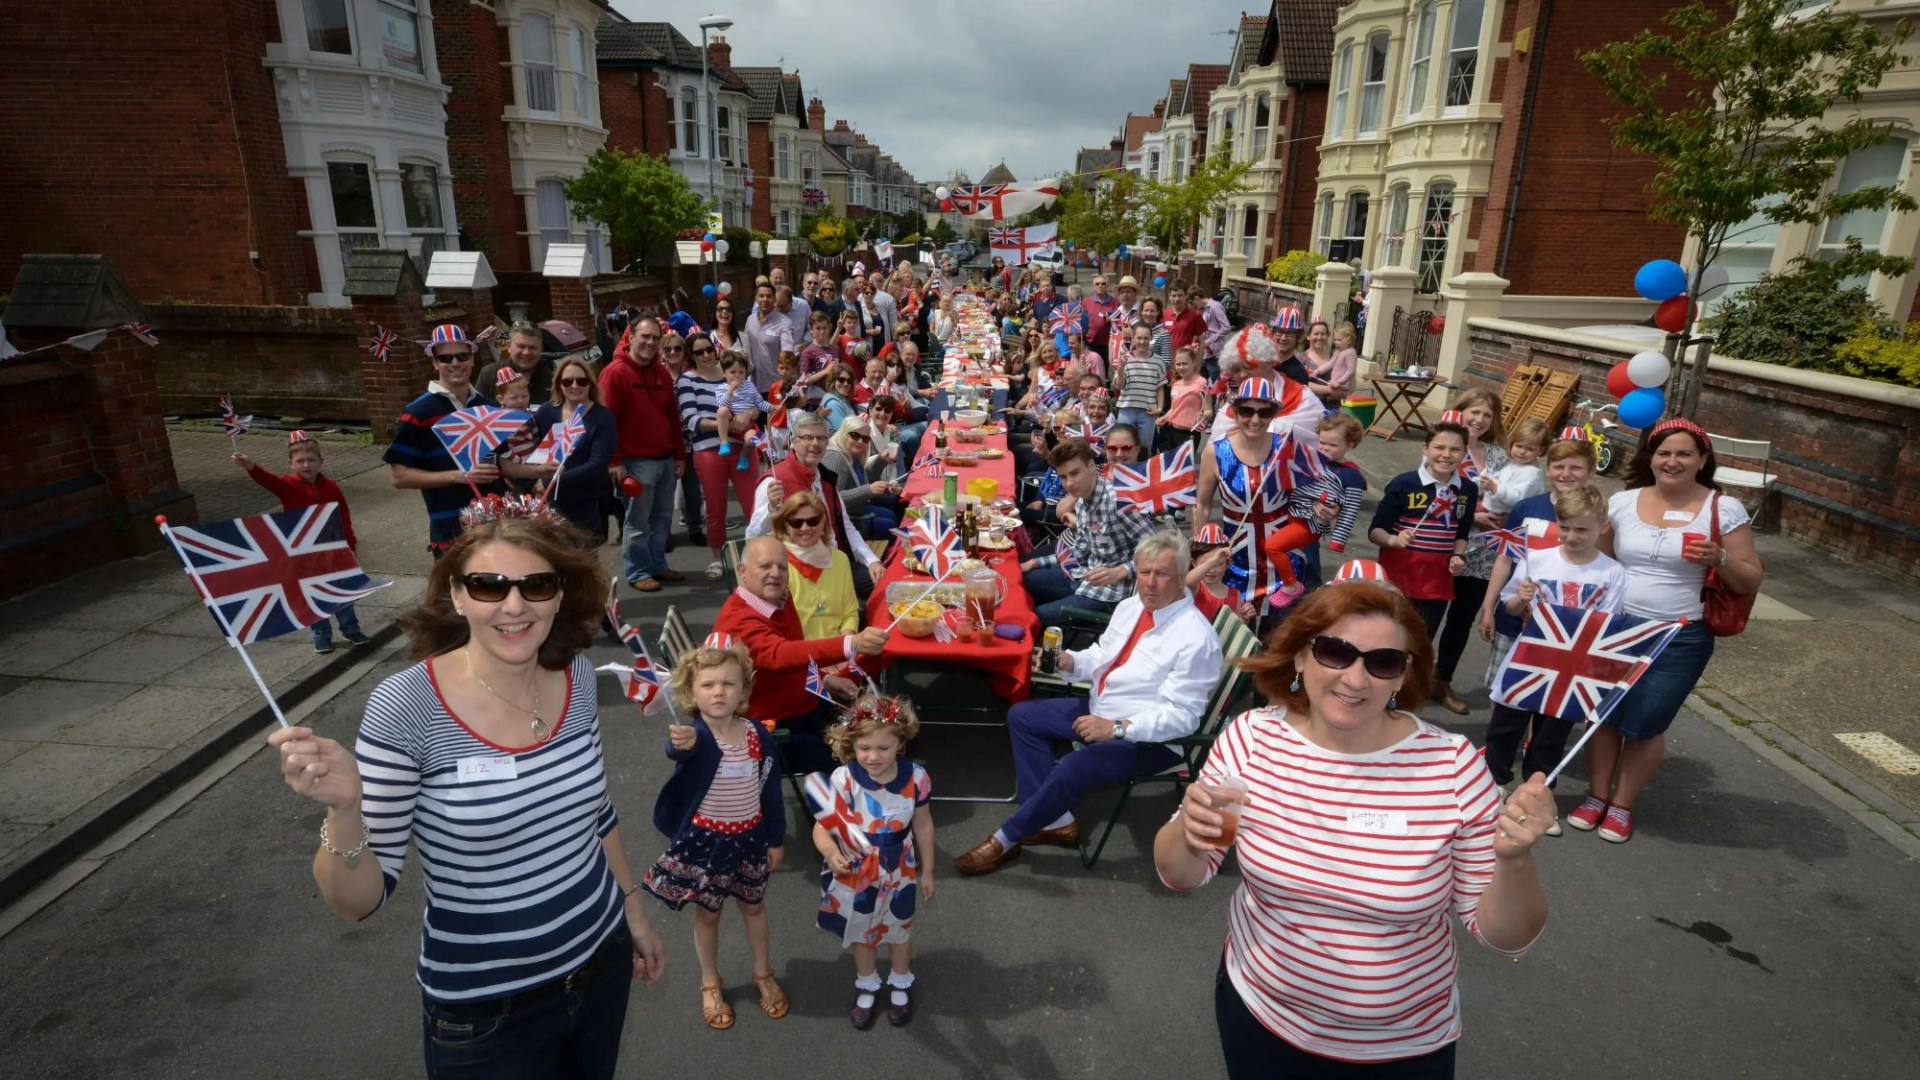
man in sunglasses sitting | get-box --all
[957,531,1221,875]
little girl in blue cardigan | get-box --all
[643,635,788,1031]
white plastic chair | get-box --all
[1708,432,1775,528]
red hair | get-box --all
[1240,582,1434,711]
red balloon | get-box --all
[1654,296,1693,334]
[1606,362,1637,399]
[1425,315,1445,335]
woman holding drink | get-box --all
[1154,582,1552,1079]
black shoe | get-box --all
[342,631,371,646]
[313,641,334,655]
[886,985,913,1027]
[850,990,879,1030]
[686,529,705,546]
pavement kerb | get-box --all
[0,622,404,910]
[1689,687,1920,860]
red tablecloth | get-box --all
[868,398,1037,701]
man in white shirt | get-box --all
[955,532,1223,875]
[747,411,884,601]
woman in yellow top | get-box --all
[772,490,860,638]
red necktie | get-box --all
[1096,610,1156,695]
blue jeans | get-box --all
[621,457,676,583]
[1115,407,1155,440]
[678,455,704,533]
[999,697,1180,841]
[1611,621,1715,740]
[1023,565,1117,629]
[422,924,633,1080]
[311,603,362,647]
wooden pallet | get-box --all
[1499,365,1550,428]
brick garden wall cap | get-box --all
[342,250,426,299]
[6,254,148,330]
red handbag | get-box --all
[1701,492,1758,636]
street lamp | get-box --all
[698,14,733,235]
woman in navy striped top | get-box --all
[268,512,665,1079]
[1156,582,1551,1079]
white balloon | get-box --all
[935,186,951,201]
[1696,263,1731,298]
[716,281,733,296]
[1626,350,1671,389]
[715,239,730,256]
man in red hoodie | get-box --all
[714,536,889,771]
[599,317,687,593]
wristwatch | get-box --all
[1716,547,1730,567]
[1111,719,1132,741]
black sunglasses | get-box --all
[689,346,714,357]
[1236,405,1278,420]
[558,376,593,388]
[786,515,823,529]
[459,572,562,603]
[1309,636,1409,680]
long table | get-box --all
[863,386,1038,702]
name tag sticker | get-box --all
[1662,511,1695,522]
[717,760,755,780]
[457,756,518,783]
[1347,809,1409,835]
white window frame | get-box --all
[1359,32,1389,136]
[521,12,557,116]
[302,0,354,56]
[1148,149,1161,180]
[535,178,571,263]
[1444,0,1485,113]
[1417,181,1455,292]
[325,155,383,273]
[1406,1,1436,117]
[1817,137,1909,286]
[1383,183,1411,268]
[1221,108,1237,161]
[1251,94,1271,162]
[680,87,699,155]
[717,105,733,164]
[1331,43,1353,139]
[376,0,424,75]
[777,135,791,180]
[1343,192,1370,262]
[1317,191,1335,256]
[1241,205,1260,260]
[569,21,595,124]
[1710,197,1782,314]
[398,158,445,268]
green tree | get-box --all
[1057,170,1143,256]
[927,216,958,247]
[1582,0,1915,415]
[1139,153,1253,256]
[562,147,709,270]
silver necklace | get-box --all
[465,649,548,742]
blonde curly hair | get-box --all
[825,693,921,762]
[668,642,755,717]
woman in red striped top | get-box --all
[1155,583,1552,1079]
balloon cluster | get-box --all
[1614,258,1733,427]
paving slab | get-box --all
[0,823,39,862]
[0,680,143,743]
[47,684,253,750]
[0,743,164,826]
[0,630,125,679]
[155,639,332,692]
[42,631,226,686]
[41,590,200,634]
[0,741,31,768]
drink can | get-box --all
[1039,627,1062,674]
[943,474,958,509]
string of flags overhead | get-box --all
[0,319,161,362]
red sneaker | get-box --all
[1598,806,1634,843]
[1567,796,1607,832]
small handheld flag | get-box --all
[368,326,399,362]
[598,578,667,714]
[432,406,534,473]
[219,396,252,443]
[1111,442,1197,512]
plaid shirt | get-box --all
[1034,478,1156,604]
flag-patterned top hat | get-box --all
[1192,522,1229,547]
[496,366,527,389]
[1234,377,1278,404]
[703,632,736,650]
[428,324,470,354]
[287,429,312,446]
[1270,306,1305,332]
[1559,425,1586,443]
[1333,558,1392,586]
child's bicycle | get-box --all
[1568,398,1626,474]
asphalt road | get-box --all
[2,627,1916,1078]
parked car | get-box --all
[1028,247,1066,272]
[943,240,979,265]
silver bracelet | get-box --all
[319,817,371,866]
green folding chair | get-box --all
[1077,614,1262,869]
[720,538,746,593]
[657,604,809,809]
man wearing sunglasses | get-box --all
[746,412,883,602]
[958,531,1221,875]
[600,317,688,593]
[386,324,504,557]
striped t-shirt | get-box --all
[1172,707,1527,1062]
[691,725,767,834]
[356,653,623,1003]
[676,370,726,454]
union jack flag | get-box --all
[1492,602,1682,725]
[1535,579,1612,610]
[1479,525,1527,561]
[219,396,251,438]
[805,659,838,704]
[951,183,1012,218]
[167,505,386,644]
[1056,540,1082,580]
[432,406,533,472]
[550,404,588,468]
[1111,442,1197,512]
[1047,303,1086,338]
[368,325,399,362]
[122,322,158,346]
[903,509,963,578]
[598,581,664,711]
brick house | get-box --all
[595,17,754,229]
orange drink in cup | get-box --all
[1203,773,1250,848]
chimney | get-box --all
[808,97,825,130]
[833,119,850,132]
[853,133,868,146]
[706,34,731,71]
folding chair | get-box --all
[1498,364,1546,429]
[659,604,809,808]
[1077,614,1262,868]
[720,538,746,593]
[1708,432,1776,529]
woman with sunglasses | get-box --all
[709,298,744,358]
[817,362,860,435]
[677,332,764,582]
[530,357,618,543]
[1195,378,1307,609]
[267,512,667,1078]
[823,415,901,539]
[771,490,859,639]
[1155,582,1551,1079]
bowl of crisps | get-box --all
[888,597,945,638]
[943,451,979,468]
[952,427,988,444]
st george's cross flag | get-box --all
[432,406,533,472]
[1492,602,1682,726]
[168,505,387,643]
[1111,442,1197,512]
[597,578,665,712]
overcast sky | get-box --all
[608,0,1257,183]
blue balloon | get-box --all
[1117,244,1129,258]
[701,283,717,298]
[703,232,716,242]
[1618,386,1665,428]
[1153,275,1167,288]
[1634,259,1687,302]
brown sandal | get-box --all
[700,982,734,1030]
[752,970,790,1019]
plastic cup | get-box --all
[1202,773,1250,848]
[1681,531,1707,561]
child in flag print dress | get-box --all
[806,693,935,1029]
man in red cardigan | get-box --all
[714,536,889,772]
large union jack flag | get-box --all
[597,579,664,712]
[952,183,1012,218]
[432,406,533,472]
[1111,442,1197,512]
[894,508,963,579]
[169,505,386,643]
[1492,602,1682,725]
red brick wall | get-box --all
[0,359,125,597]
[1472,0,1689,295]
[1465,322,1920,585]
[436,4,528,273]
[601,69,674,155]
[149,305,364,421]
[1279,84,1327,257]
[748,120,774,233]
[0,0,310,305]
